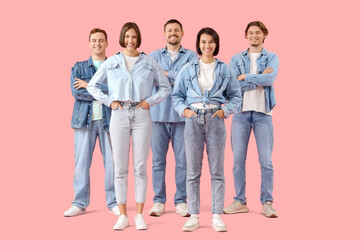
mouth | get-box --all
[127,43,135,47]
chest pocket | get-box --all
[107,66,123,80]
[237,62,246,74]
[139,64,154,81]
[259,60,268,73]
[185,76,200,96]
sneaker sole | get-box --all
[113,224,129,231]
[182,223,200,232]
[212,224,228,232]
[64,210,86,217]
[261,211,278,218]
[149,210,165,216]
[176,210,190,217]
[223,209,249,214]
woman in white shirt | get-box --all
[87,22,171,230]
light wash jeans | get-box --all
[184,108,226,214]
[72,120,116,210]
[151,122,187,205]
[231,111,274,204]
[110,104,152,204]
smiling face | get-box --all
[164,23,183,46]
[199,33,216,57]
[124,28,138,50]
[88,32,108,56]
[246,26,266,47]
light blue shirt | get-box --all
[150,46,198,122]
[87,52,171,108]
[229,48,279,113]
[172,59,242,119]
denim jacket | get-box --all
[150,46,198,122]
[229,48,279,113]
[172,59,242,119]
[70,56,111,131]
[87,52,171,107]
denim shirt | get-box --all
[229,48,279,113]
[172,59,242,119]
[87,52,171,108]
[70,56,111,131]
[150,46,198,122]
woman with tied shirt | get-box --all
[172,27,241,232]
[87,22,171,231]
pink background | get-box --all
[2,0,359,239]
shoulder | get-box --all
[230,52,245,63]
[263,49,279,62]
[216,59,232,75]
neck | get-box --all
[248,45,263,53]
[123,49,140,57]
[200,55,215,64]
[167,43,181,52]
[92,53,106,61]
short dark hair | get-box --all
[119,22,142,48]
[245,21,268,43]
[89,28,108,42]
[164,19,183,31]
[196,27,220,56]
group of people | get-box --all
[65,19,279,232]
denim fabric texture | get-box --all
[229,48,279,113]
[151,122,187,205]
[72,120,116,209]
[172,59,241,119]
[87,52,171,107]
[110,105,152,204]
[184,112,226,214]
[231,111,274,204]
[70,56,111,131]
[150,46,198,122]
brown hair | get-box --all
[196,27,220,56]
[164,19,183,31]
[119,22,142,48]
[89,28,108,42]
[245,21,268,43]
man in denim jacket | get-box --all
[64,28,119,217]
[149,19,198,217]
[223,21,279,218]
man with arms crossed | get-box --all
[149,19,198,217]
[64,28,119,217]
[224,21,279,218]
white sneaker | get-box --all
[175,203,190,217]
[113,215,129,230]
[64,206,86,217]
[262,201,278,218]
[110,206,120,216]
[149,202,165,216]
[212,214,227,232]
[135,214,148,230]
[182,215,200,232]
[223,201,249,214]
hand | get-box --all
[136,100,150,109]
[184,108,198,118]
[237,74,246,81]
[73,78,88,89]
[212,109,225,118]
[111,101,122,110]
[163,71,168,77]
[262,67,273,74]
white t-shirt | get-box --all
[242,52,272,115]
[168,50,178,62]
[191,59,218,109]
[92,60,104,121]
[123,53,139,72]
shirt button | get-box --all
[88,114,90,117]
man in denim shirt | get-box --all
[149,19,198,217]
[223,21,279,218]
[64,28,119,217]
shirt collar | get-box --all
[242,48,268,57]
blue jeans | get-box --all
[184,109,226,214]
[72,120,116,209]
[151,122,187,205]
[231,111,274,204]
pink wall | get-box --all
[1,0,359,239]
